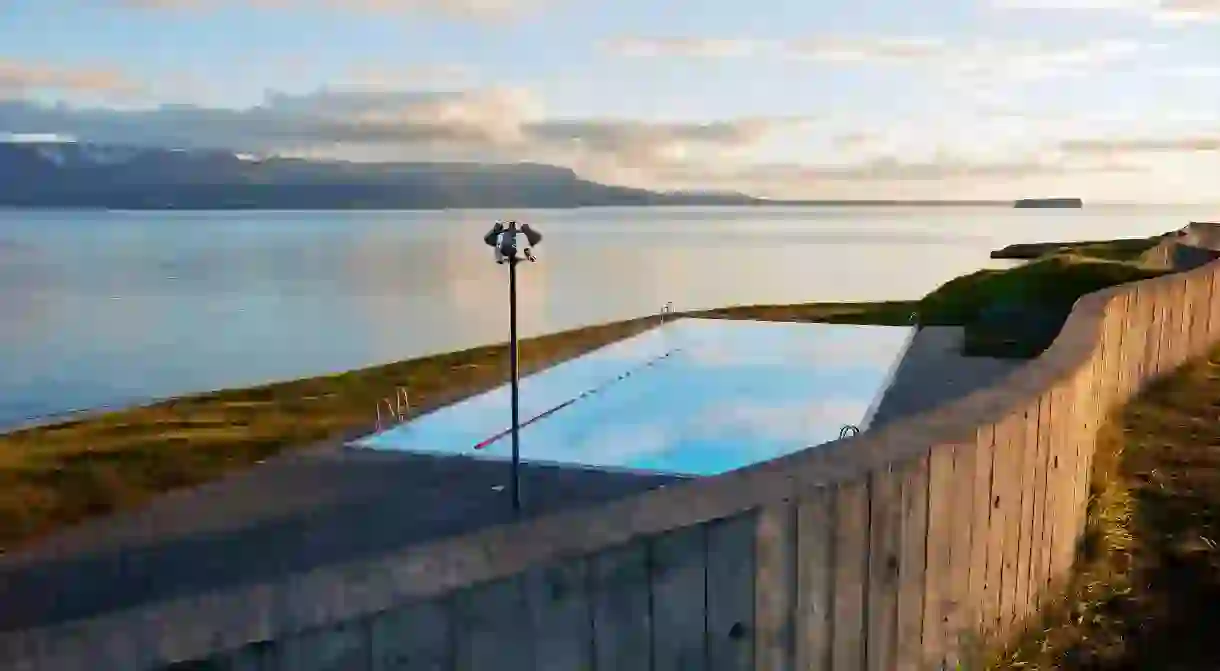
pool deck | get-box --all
[0,325,1020,634]
[0,447,681,631]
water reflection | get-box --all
[0,205,1213,427]
[359,320,912,476]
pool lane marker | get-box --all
[473,348,680,451]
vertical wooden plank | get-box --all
[707,513,757,671]
[455,578,533,671]
[831,481,870,671]
[1097,295,1123,409]
[754,502,796,671]
[866,466,902,671]
[794,489,833,671]
[1157,282,1177,373]
[1133,285,1155,386]
[370,598,453,671]
[992,414,1022,637]
[981,420,1009,638]
[943,441,977,669]
[278,619,372,671]
[1179,275,1196,359]
[1147,288,1166,377]
[1205,269,1215,341]
[1190,273,1213,357]
[1027,395,1051,613]
[591,543,651,671]
[526,558,594,671]
[651,525,709,671]
[966,426,995,636]
[1047,384,1078,591]
[1178,278,1194,363]
[895,456,929,671]
[1039,391,1061,594]
[1014,399,1039,628]
[921,445,957,667]
[1071,361,1100,562]
[1117,292,1136,403]
[1166,281,1186,370]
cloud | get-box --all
[0,88,809,178]
[0,60,139,98]
[1061,135,1220,153]
[0,82,1167,198]
[1160,66,1220,78]
[106,0,545,20]
[991,0,1220,22]
[603,36,1151,81]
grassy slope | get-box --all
[990,236,1168,261]
[993,346,1220,670]
[0,235,1166,552]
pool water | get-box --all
[354,319,914,476]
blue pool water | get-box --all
[354,319,914,476]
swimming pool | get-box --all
[353,319,915,477]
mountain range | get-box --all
[0,141,760,210]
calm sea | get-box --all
[1,205,1216,428]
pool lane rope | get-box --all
[473,348,680,451]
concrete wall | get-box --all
[6,225,1220,671]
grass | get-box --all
[989,236,1164,261]
[991,347,1220,670]
[0,233,1175,553]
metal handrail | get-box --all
[375,387,412,432]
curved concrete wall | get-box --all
[5,225,1220,671]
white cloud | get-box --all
[991,0,1220,22]
[1161,66,1220,78]
[0,88,812,185]
[0,59,139,98]
[108,0,546,20]
[1061,134,1220,153]
[2,79,1206,200]
[603,36,1152,81]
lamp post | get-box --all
[483,220,542,513]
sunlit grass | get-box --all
[992,348,1220,669]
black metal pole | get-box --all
[508,253,522,513]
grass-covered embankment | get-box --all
[992,345,1220,670]
[990,235,1167,261]
[0,234,1171,552]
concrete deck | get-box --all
[0,448,680,631]
[868,326,1024,429]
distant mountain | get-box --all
[0,141,759,210]
[1014,198,1083,209]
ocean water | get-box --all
[1,204,1215,427]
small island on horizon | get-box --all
[1014,198,1084,209]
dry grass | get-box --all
[992,347,1220,670]
[0,301,913,553]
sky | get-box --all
[0,0,1218,201]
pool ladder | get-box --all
[660,301,675,326]
[840,424,860,439]
[375,387,411,432]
